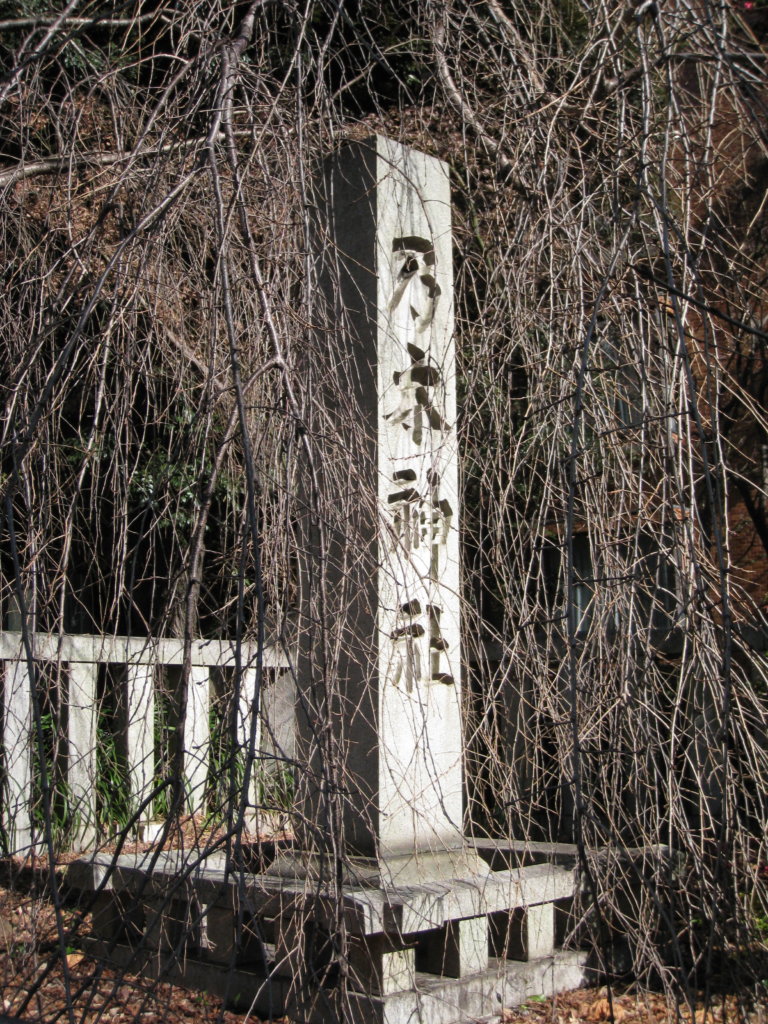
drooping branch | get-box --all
[0,131,256,187]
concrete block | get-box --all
[343,863,573,936]
[201,904,235,962]
[89,891,144,944]
[274,913,331,974]
[417,915,488,978]
[272,914,334,982]
[347,934,417,995]
[143,897,197,953]
[490,902,555,961]
[338,951,588,1024]
[271,911,300,976]
[202,905,269,967]
[526,904,555,959]
[88,892,122,940]
[139,820,165,844]
[66,853,117,891]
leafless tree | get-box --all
[1,0,767,1019]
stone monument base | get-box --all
[86,937,586,1024]
[68,844,587,1024]
[266,845,492,887]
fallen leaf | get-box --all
[587,998,626,1023]
[66,952,84,968]
[0,918,17,950]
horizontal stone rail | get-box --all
[0,632,287,666]
[1,632,293,858]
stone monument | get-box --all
[288,134,487,887]
[66,137,585,1024]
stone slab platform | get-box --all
[68,849,583,1023]
[84,938,587,1024]
[68,851,575,937]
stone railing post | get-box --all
[2,653,32,854]
[125,663,155,828]
[238,665,261,823]
[184,666,211,817]
[67,661,97,849]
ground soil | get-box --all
[0,867,765,1024]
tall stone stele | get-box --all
[292,136,487,886]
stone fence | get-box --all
[0,632,293,857]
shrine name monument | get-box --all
[68,137,586,1024]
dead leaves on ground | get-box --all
[496,989,763,1024]
[587,997,627,1022]
[500,993,631,1024]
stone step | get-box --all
[84,938,586,1024]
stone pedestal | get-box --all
[69,850,586,1024]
